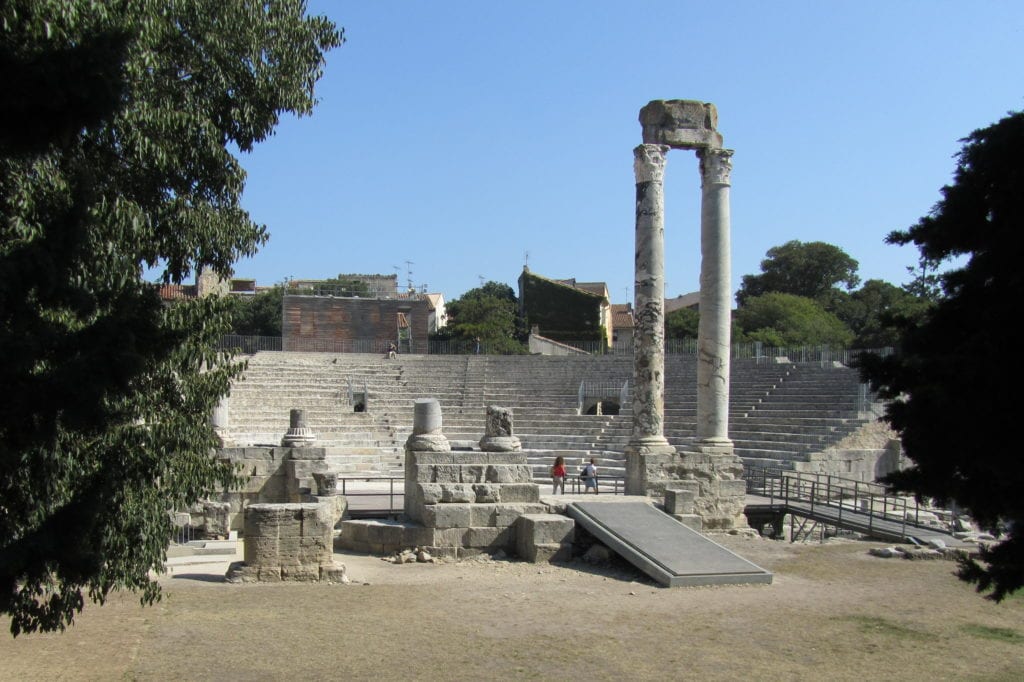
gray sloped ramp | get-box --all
[567,501,772,587]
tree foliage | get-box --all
[859,110,1024,601]
[227,285,285,337]
[0,0,341,634]
[736,240,860,307]
[665,307,700,340]
[831,279,932,348]
[734,293,854,348]
[435,282,525,354]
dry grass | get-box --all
[2,536,1023,681]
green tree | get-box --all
[859,111,1024,602]
[831,279,932,348]
[734,293,854,348]
[227,285,285,337]
[736,240,860,307]
[665,307,700,340]
[0,0,341,634]
[436,282,525,354]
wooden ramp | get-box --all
[567,500,772,587]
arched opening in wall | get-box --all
[582,398,621,416]
[353,401,365,413]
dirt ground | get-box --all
[2,535,1022,681]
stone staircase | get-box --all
[223,352,870,479]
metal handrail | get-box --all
[746,465,926,538]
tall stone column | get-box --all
[625,143,676,495]
[696,148,734,446]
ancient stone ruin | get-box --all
[626,99,746,529]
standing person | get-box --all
[582,457,599,495]
[550,456,566,495]
[386,342,397,359]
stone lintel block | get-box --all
[498,483,540,503]
[672,514,703,532]
[665,489,697,515]
[639,99,722,150]
[471,504,497,527]
[422,503,473,529]
[464,526,512,549]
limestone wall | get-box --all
[226,500,346,583]
[214,446,328,530]
[793,421,904,482]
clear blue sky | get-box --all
[235,1,1024,304]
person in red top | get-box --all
[550,455,566,495]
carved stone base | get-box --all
[479,435,522,452]
[405,434,451,453]
[669,441,748,530]
[624,439,677,496]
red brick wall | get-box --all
[282,296,431,353]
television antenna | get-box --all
[404,260,415,291]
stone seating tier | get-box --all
[223,353,871,475]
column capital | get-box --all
[699,147,734,187]
[634,144,670,184]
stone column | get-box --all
[696,148,734,446]
[625,143,676,495]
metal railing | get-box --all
[566,475,625,495]
[219,334,892,363]
[745,465,943,540]
[337,476,403,518]
[577,379,630,413]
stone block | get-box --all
[418,483,443,505]
[281,565,320,582]
[441,483,475,503]
[516,514,575,546]
[431,527,470,547]
[460,465,486,483]
[494,503,544,528]
[422,503,472,529]
[464,526,512,549]
[473,484,499,503]
[433,465,460,484]
[471,504,497,527]
[499,483,540,503]
[719,479,748,497]
[486,465,533,484]
[414,452,456,466]
[665,489,696,515]
[639,99,722,149]
[527,543,572,563]
[485,453,527,465]
[672,514,703,532]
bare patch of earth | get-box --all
[2,536,1023,681]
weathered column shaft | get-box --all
[629,143,672,449]
[696,148,734,443]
